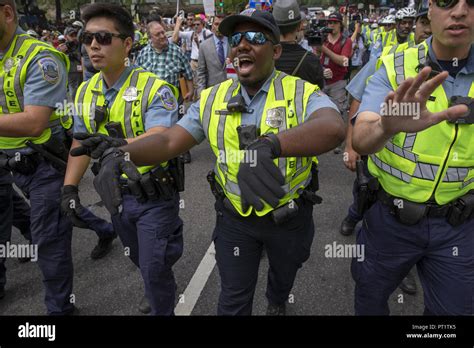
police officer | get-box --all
[65,3,183,316]
[352,0,473,315]
[370,7,417,60]
[0,0,75,314]
[340,1,433,296]
[342,1,433,235]
[91,9,345,315]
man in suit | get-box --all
[196,15,230,95]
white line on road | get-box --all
[174,242,216,316]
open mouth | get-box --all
[446,24,468,35]
[237,56,255,74]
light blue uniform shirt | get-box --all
[0,27,67,154]
[73,66,178,133]
[178,70,339,143]
[358,37,474,118]
[0,27,68,110]
[346,55,378,102]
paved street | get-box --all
[0,142,424,315]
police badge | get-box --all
[123,86,138,102]
[266,108,285,128]
[4,58,17,73]
[37,57,60,84]
[158,86,177,111]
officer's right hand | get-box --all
[343,145,360,172]
[70,133,128,159]
[60,185,89,228]
[93,148,141,216]
[380,66,469,136]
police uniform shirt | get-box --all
[73,66,178,134]
[178,69,339,143]
[0,27,68,114]
[345,55,379,102]
[0,27,68,158]
[357,37,474,117]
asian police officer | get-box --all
[65,3,183,315]
[88,9,345,315]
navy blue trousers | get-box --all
[213,198,315,315]
[352,200,474,315]
[14,161,74,315]
[111,193,183,315]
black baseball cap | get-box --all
[327,13,343,22]
[219,9,280,43]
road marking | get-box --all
[175,242,216,315]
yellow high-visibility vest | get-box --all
[0,34,70,149]
[75,67,178,174]
[199,72,320,216]
[368,41,474,204]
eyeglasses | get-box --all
[80,31,128,45]
[435,0,474,8]
[229,31,274,47]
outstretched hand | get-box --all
[379,67,469,136]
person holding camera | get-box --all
[320,13,353,153]
[58,26,83,100]
[273,0,325,89]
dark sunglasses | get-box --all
[435,0,474,8]
[80,31,128,45]
[229,31,274,47]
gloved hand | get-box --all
[60,185,89,228]
[70,133,128,159]
[237,134,285,211]
[93,148,141,215]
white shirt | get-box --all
[179,29,213,60]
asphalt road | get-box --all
[0,142,424,316]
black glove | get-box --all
[70,133,127,159]
[60,185,89,228]
[237,134,285,211]
[93,148,141,215]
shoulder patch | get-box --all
[37,57,60,84]
[157,85,177,111]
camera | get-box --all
[306,18,333,46]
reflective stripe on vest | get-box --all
[0,34,70,149]
[369,41,474,204]
[199,72,318,216]
[75,68,178,174]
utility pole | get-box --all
[55,0,61,23]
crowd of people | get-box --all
[0,0,472,317]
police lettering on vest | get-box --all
[0,34,70,149]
